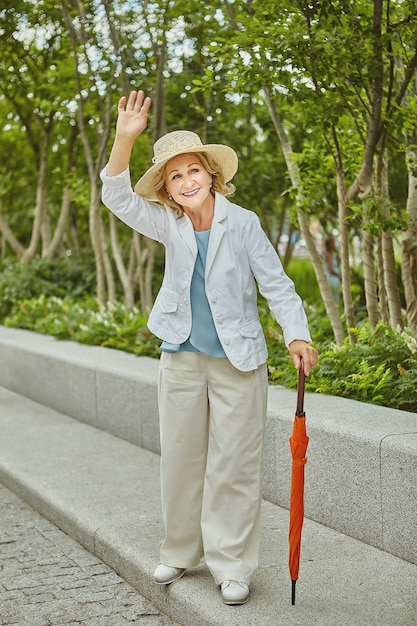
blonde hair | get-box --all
[153,152,236,216]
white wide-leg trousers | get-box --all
[157,351,268,585]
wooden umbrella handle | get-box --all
[296,359,306,417]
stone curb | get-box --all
[0,325,416,566]
[1,385,416,626]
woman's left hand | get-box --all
[289,340,318,376]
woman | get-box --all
[100,90,318,605]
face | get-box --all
[164,153,213,211]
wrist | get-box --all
[113,133,137,149]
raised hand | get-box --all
[115,90,152,140]
[106,90,152,176]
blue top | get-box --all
[160,229,226,358]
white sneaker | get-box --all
[220,580,250,605]
[154,564,186,584]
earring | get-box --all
[168,195,173,200]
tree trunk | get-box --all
[362,230,380,326]
[23,133,50,261]
[128,232,141,303]
[0,212,25,257]
[402,147,417,324]
[61,0,118,305]
[382,232,403,328]
[336,168,356,340]
[43,185,71,259]
[152,45,167,141]
[282,223,297,268]
[298,212,346,344]
[89,188,106,305]
[127,231,156,312]
[376,234,389,324]
[44,126,77,259]
[102,219,116,304]
[264,86,345,345]
[109,213,135,308]
[377,151,403,329]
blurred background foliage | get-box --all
[1,0,417,412]
[1,257,416,412]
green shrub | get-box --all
[0,257,96,320]
[307,322,417,412]
[286,257,366,316]
[4,295,161,358]
[3,293,417,413]
[256,304,417,412]
[285,258,321,305]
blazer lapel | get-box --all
[205,194,228,277]
[177,213,198,256]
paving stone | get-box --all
[0,484,178,626]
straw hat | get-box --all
[134,130,238,200]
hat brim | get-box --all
[134,144,238,201]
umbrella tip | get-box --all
[291,579,296,605]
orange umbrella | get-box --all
[288,359,309,605]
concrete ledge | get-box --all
[0,326,160,454]
[1,325,416,565]
[2,386,416,625]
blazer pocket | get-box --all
[238,320,261,338]
[158,289,179,313]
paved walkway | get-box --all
[0,484,177,626]
[1,385,416,626]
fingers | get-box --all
[126,90,139,110]
[142,95,152,113]
[289,340,318,376]
[119,90,152,115]
[135,91,152,114]
[117,96,127,110]
[301,347,318,376]
[302,356,315,376]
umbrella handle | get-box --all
[296,359,305,417]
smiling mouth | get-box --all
[182,189,199,197]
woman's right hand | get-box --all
[106,90,152,176]
[115,90,152,140]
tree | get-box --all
[205,0,417,341]
[0,0,79,261]
[1,0,416,336]
[402,96,417,325]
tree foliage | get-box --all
[0,0,417,345]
